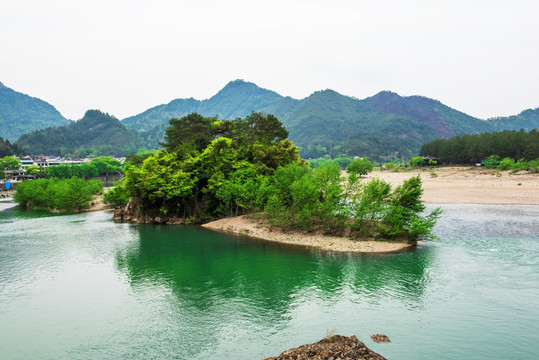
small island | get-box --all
[110,112,442,252]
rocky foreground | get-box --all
[264,335,387,360]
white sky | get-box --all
[1,0,538,120]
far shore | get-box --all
[370,166,539,205]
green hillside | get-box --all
[123,80,505,161]
[0,82,70,142]
[16,110,144,157]
[487,108,539,131]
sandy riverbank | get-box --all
[86,194,113,212]
[369,166,539,205]
[202,215,415,253]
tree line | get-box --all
[419,129,539,164]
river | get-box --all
[0,199,538,359]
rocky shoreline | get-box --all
[112,199,189,224]
[264,334,388,360]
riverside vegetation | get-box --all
[11,156,122,212]
[14,177,103,213]
[111,112,441,244]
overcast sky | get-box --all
[1,0,538,120]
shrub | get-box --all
[14,178,103,212]
[103,182,130,207]
[497,157,515,170]
[410,156,424,167]
[264,166,441,243]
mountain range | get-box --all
[2,80,538,160]
[121,80,539,160]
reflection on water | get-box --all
[113,225,433,357]
[117,224,433,313]
[0,203,538,359]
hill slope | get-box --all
[16,110,144,156]
[123,80,504,161]
[487,108,539,131]
[0,82,70,141]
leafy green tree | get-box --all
[90,157,123,175]
[0,137,23,157]
[410,156,424,167]
[378,176,441,241]
[231,112,289,148]
[14,178,103,212]
[163,113,221,153]
[47,165,72,178]
[24,165,47,179]
[103,182,130,207]
[0,156,22,170]
[346,158,373,177]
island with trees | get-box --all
[112,112,441,251]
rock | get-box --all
[264,334,387,360]
[371,334,391,343]
[112,208,123,222]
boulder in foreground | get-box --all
[264,334,387,360]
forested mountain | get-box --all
[16,110,144,157]
[0,82,70,142]
[122,80,294,131]
[487,108,539,131]
[5,79,538,160]
[122,80,515,161]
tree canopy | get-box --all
[122,112,303,221]
[346,158,374,177]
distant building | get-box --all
[19,156,35,168]
[421,156,439,165]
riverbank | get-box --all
[86,194,113,212]
[0,193,113,213]
[370,166,539,205]
[202,215,414,253]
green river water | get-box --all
[0,199,538,359]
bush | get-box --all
[103,182,130,207]
[497,157,515,170]
[264,166,441,243]
[14,178,103,212]
[410,156,424,167]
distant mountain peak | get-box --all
[211,79,281,101]
[370,90,402,101]
[0,81,5,88]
